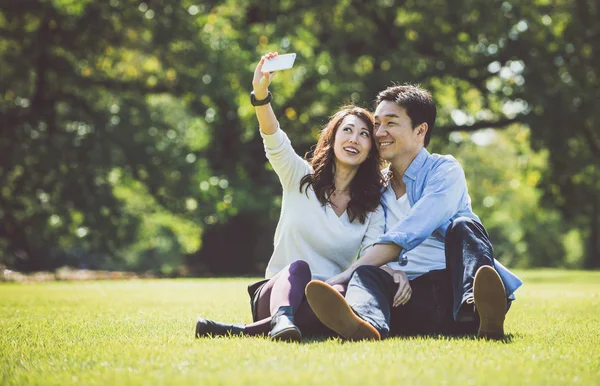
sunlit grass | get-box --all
[1,271,599,385]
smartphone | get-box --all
[262,53,297,72]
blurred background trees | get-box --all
[0,0,598,274]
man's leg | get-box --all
[446,217,495,321]
[387,269,480,336]
[293,284,346,337]
[306,265,396,340]
[446,217,507,338]
[389,270,454,336]
[345,266,397,338]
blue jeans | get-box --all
[346,217,502,338]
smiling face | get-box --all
[332,114,373,169]
[374,101,427,164]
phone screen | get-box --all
[262,53,297,72]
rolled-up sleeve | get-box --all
[377,160,466,252]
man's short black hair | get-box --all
[376,84,437,147]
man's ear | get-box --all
[417,122,428,138]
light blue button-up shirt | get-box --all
[376,147,522,297]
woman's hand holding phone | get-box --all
[252,52,278,100]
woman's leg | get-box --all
[269,260,312,314]
[244,260,312,336]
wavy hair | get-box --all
[299,106,384,224]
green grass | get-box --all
[1,270,599,385]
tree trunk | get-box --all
[584,198,600,269]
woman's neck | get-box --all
[333,161,358,193]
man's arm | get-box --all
[327,159,467,285]
[327,243,413,305]
[377,159,467,252]
[326,243,402,285]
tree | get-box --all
[1,0,597,272]
[0,0,213,271]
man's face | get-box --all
[374,101,425,163]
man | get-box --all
[305,84,522,340]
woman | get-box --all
[195,52,385,342]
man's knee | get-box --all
[446,217,491,255]
[447,216,476,238]
[352,265,382,279]
[350,265,388,287]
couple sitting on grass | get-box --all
[195,53,522,342]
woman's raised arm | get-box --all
[253,52,279,135]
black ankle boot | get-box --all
[269,306,302,342]
[195,318,245,338]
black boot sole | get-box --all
[269,326,302,343]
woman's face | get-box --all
[332,115,373,169]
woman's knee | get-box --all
[288,260,311,278]
[349,266,395,293]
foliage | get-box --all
[0,0,598,272]
[439,126,573,268]
[1,272,600,385]
[513,0,600,267]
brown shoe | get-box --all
[474,265,507,340]
[305,280,380,341]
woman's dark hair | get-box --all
[299,106,384,224]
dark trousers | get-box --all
[346,217,497,338]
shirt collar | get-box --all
[404,147,430,181]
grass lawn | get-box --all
[1,270,599,385]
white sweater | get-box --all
[262,128,385,281]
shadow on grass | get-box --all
[194,333,520,345]
[405,332,518,344]
[301,332,520,344]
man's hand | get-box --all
[252,52,277,99]
[326,269,352,286]
[391,269,412,307]
[326,243,404,289]
[381,266,412,307]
